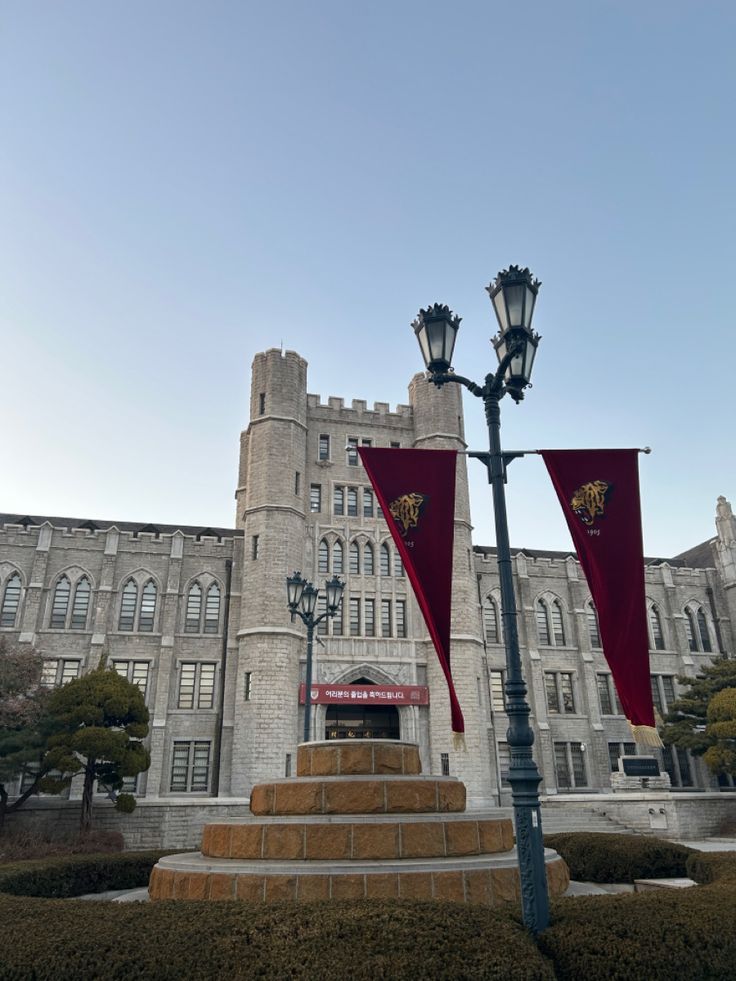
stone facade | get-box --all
[1,347,734,813]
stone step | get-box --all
[201,815,514,861]
[250,775,466,816]
[149,848,570,905]
[297,740,421,777]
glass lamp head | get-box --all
[487,266,541,402]
[286,571,305,611]
[325,576,345,614]
[412,303,461,374]
[300,582,319,617]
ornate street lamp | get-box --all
[287,571,345,742]
[411,265,549,935]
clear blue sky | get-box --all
[1,1,734,557]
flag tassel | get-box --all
[629,723,664,749]
[452,731,466,752]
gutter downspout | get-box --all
[212,557,233,797]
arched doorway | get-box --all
[324,677,401,740]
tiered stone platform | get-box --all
[149,740,569,904]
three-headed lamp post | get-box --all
[411,265,550,935]
[286,571,345,743]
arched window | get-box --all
[586,602,601,649]
[696,608,712,653]
[119,580,138,631]
[363,543,375,576]
[684,609,697,651]
[332,541,344,575]
[318,539,329,575]
[138,580,157,632]
[50,576,71,629]
[649,605,665,650]
[484,597,500,644]
[394,551,404,577]
[551,600,566,645]
[70,577,91,630]
[685,605,712,653]
[204,584,220,634]
[1,573,22,628]
[380,543,391,576]
[349,541,360,575]
[185,583,202,633]
[536,600,551,646]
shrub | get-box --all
[0,828,124,864]
[544,832,693,883]
[542,878,736,980]
[0,897,554,980]
[0,850,171,897]
[686,849,736,884]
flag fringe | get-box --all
[452,731,466,752]
[629,723,664,748]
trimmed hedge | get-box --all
[686,849,736,884]
[0,898,554,980]
[544,832,693,883]
[0,850,173,898]
[542,877,736,980]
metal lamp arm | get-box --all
[429,338,524,399]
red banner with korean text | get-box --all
[540,449,661,747]
[358,447,464,733]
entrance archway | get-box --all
[324,677,401,740]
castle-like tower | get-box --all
[231,350,309,792]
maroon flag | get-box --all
[540,449,661,747]
[358,447,464,733]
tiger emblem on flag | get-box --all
[570,480,612,526]
[389,492,426,536]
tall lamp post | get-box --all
[287,571,345,743]
[412,265,549,935]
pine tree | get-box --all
[43,667,150,834]
[661,659,736,765]
[0,638,51,831]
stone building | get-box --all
[1,348,734,811]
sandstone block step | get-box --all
[201,815,514,861]
[149,849,570,905]
[250,776,466,816]
[297,740,421,777]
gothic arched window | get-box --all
[70,577,91,630]
[349,541,360,575]
[119,580,138,631]
[484,597,500,644]
[332,541,344,575]
[696,608,712,653]
[318,539,329,575]
[50,576,71,629]
[138,580,157,632]
[1,573,22,628]
[649,605,665,650]
[380,543,391,577]
[551,600,566,645]
[536,600,551,646]
[586,601,601,649]
[185,583,202,633]
[685,604,712,653]
[363,543,375,576]
[204,584,221,634]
